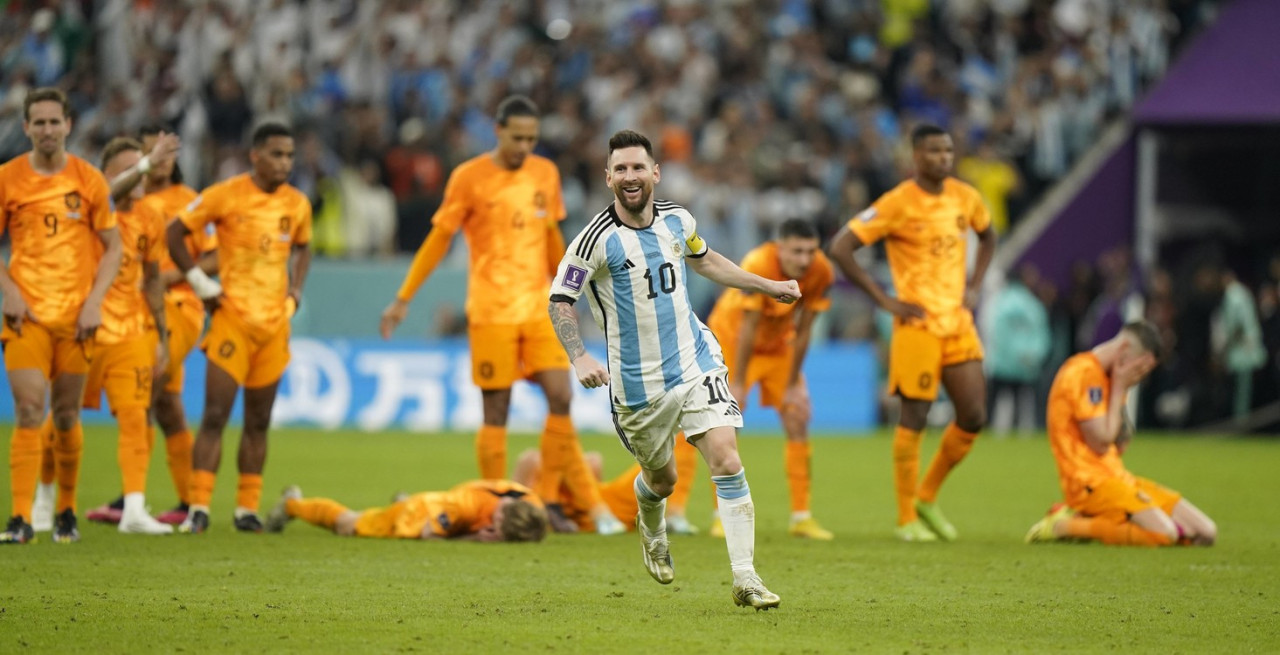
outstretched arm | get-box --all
[686,248,799,303]
[549,299,608,388]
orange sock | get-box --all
[535,416,568,500]
[919,423,978,503]
[165,430,194,505]
[785,440,812,514]
[53,422,84,514]
[476,424,507,479]
[189,469,217,508]
[237,473,263,512]
[668,434,697,512]
[39,414,55,485]
[285,497,347,529]
[543,414,603,508]
[117,408,151,495]
[9,426,42,520]
[1059,516,1173,546]
[893,426,923,525]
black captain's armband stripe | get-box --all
[550,293,577,305]
[687,249,708,258]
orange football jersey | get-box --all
[847,178,990,337]
[0,153,115,333]
[432,154,565,325]
[179,174,310,336]
[1046,353,1133,505]
[95,201,165,345]
[397,480,543,539]
[707,242,834,356]
[143,184,216,320]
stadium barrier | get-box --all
[4,338,879,434]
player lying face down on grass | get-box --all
[263,479,549,543]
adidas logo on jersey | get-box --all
[623,259,636,270]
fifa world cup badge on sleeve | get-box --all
[563,265,586,291]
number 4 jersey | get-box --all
[0,153,114,334]
[179,174,311,338]
[550,201,724,411]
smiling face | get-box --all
[606,145,660,216]
[24,100,70,159]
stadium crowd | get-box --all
[4,0,1266,432]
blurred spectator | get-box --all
[986,265,1051,435]
[1212,269,1267,420]
[957,138,1021,233]
[338,158,397,258]
[1256,281,1280,408]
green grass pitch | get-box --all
[1,427,1278,653]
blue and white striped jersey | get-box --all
[551,200,724,410]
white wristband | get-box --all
[137,155,152,174]
[185,267,222,300]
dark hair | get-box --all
[23,87,69,121]
[496,95,539,126]
[138,123,184,184]
[607,130,654,160]
[778,218,818,241]
[911,124,949,147]
[1122,321,1163,360]
[252,122,293,147]
[100,136,142,170]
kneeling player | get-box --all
[264,479,548,543]
[1026,322,1217,546]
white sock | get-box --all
[790,510,812,522]
[711,469,756,577]
[35,482,55,504]
[123,492,146,516]
[234,506,257,519]
[189,504,210,515]
[633,474,667,536]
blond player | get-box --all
[707,219,836,540]
[1026,322,1217,546]
[829,124,997,543]
[166,122,312,534]
[265,479,548,543]
[0,88,122,544]
[380,95,622,535]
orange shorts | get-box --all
[724,349,797,409]
[201,309,290,389]
[162,296,205,394]
[888,320,984,401]
[1072,476,1182,523]
[1,321,93,379]
[83,333,156,412]
[468,319,570,390]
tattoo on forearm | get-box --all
[549,301,585,360]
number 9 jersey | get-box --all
[550,200,724,412]
[0,153,114,334]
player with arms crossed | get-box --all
[829,124,997,542]
[1026,322,1216,546]
[265,479,548,543]
[707,218,836,540]
[549,130,798,609]
[381,95,621,535]
[167,122,312,534]
[0,88,122,544]
[83,124,215,526]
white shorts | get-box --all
[612,367,743,470]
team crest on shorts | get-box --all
[1088,386,1103,404]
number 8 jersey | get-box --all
[550,200,724,411]
[0,153,114,334]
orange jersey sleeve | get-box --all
[0,154,116,333]
[97,201,166,345]
[846,178,987,337]
[436,155,566,325]
[708,244,834,356]
[181,175,310,335]
[421,480,542,538]
[1046,353,1131,504]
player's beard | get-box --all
[613,182,651,215]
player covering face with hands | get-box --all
[549,129,796,610]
